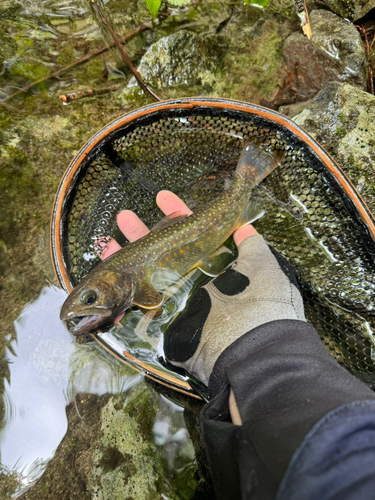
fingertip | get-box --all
[117,210,150,242]
[116,210,134,227]
[233,225,258,247]
[156,190,193,216]
[100,239,121,260]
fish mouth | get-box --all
[66,313,111,335]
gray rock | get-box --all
[128,30,227,90]
[282,10,367,100]
[293,81,375,214]
[310,9,367,85]
[321,0,375,21]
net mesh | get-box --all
[64,108,375,386]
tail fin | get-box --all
[236,141,283,184]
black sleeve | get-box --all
[200,319,375,500]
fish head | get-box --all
[60,271,134,335]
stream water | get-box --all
[1,0,373,498]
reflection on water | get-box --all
[0,285,142,495]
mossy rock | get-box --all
[10,60,49,81]
[0,0,23,20]
[215,16,291,104]
[0,27,18,69]
[90,389,161,500]
[321,0,375,21]
[128,30,227,90]
[293,81,375,214]
[89,384,200,500]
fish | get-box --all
[60,142,283,335]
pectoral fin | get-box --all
[133,280,164,309]
[151,211,190,232]
[198,247,234,277]
[148,266,181,290]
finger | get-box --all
[100,239,122,260]
[156,190,193,216]
[117,210,150,242]
[233,224,258,247]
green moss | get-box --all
[336,126,347,139]
[0,26,18,67]
[0,467,20,498]
[10,60,49,81]
[57,45,77,66]
[13,35,34,49]
[265,0,297,19]
[90,390,162,500]
[0,145,38,239]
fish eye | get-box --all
[80,290,97,305]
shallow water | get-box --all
[1,285,200,498]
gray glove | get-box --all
[164,234,306,386]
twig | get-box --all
[369,66,374,95]
[59,83,123,103]
[355,24,375,95]
[4,25,149,102]
[90,0,161,102]
[294,0,312,39]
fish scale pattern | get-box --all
[64,111,375,385]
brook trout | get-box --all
[60,142,282,334]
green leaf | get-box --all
[244,0,270,6]
[145,0,163,20]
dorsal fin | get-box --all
[151,211,190,232]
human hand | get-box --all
[162,211,306,387]
[100,190,305,388]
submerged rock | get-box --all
[89,388,162,500]
[321,0,375,22]
[219,16,291,104]
[128,30,227,90]
[293,81,375,214]
[281,10,367,106]
[18,382,204,500]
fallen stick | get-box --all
[59,83,123,103]
[4,25,149,102]
[294,0,312,39]
[356,24,375,95]
[90,0,161,102]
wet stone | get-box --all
[127,30,227,90]
[293,81,375,215]
[282,9,366,104]
[320,0,375,22]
